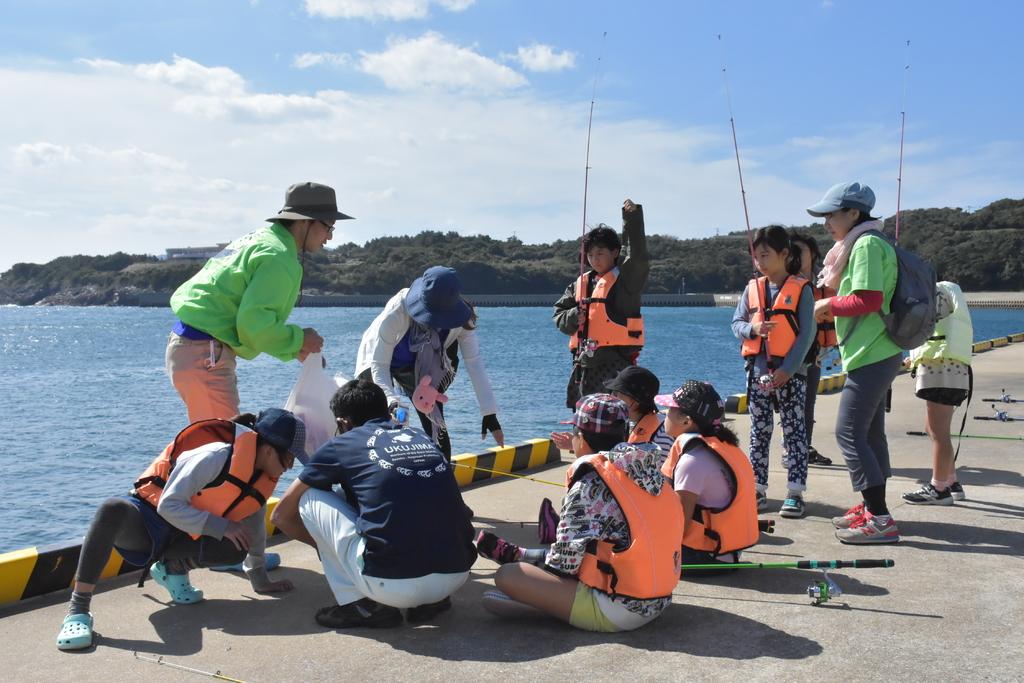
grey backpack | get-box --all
[840,230,937,350]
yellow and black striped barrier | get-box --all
[0,439,558,607]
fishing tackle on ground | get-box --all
[975,406,1024,422]
[907,430,1024,442]
[807,570,842,606]
[982,389,1022,404]
[680,558,894,606]
[133,652,246,683]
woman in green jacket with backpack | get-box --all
[809,182,903,545]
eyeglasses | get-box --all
[315,220,335,234]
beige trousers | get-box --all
[165,333,240,423]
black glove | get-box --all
[481,414,502,439]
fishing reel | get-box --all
[806,570,842,606]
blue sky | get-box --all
[1,0,1021,271]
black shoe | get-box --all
[406,597,452,624]
[315,598,403,629]
[808,446,833,466]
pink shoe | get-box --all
[835,512,901,545]
[475,531,521,564]
[832,502,866,530]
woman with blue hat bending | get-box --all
[355,266,503,459]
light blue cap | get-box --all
[806,181,876,217]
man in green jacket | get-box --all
[166,182,353,423]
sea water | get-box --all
[1,305,1022,552]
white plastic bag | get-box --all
[284,353,349,461]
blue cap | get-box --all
[404,266,472,330]
[806,182,876,217]
[254,408,307,464]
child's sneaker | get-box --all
[756,490,768,512]
[835,512,900,544]
[832,502,866,529]
[779,496,805,518]
[475,530,520,564]
[807,447,833,466]
[902,483,953,506]
[949,481,966,501]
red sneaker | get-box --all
[831,502,866,530]
[835,511,900,545]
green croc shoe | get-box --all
[57,613,94,651]
[150,562,204,604]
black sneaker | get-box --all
[949,482,966,501]
[406,597,452,624]
[807,447,833,466]
[315,598,403,629]
[902,483,953,506]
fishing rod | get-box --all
[682,559,895,606]
[974,405,1024,422]
[894,39,910,243]
[907,430,1024,442]
[717,34,756,268]
[451,461,564,488]
[574,31,608,363]
[133,652,245,683]
[982,389,1023,404]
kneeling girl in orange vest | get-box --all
[655,381,760,570]
[477,394,683,632]
[56,409,304,651]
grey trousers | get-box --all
[835,353,902,491]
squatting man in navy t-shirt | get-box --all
[273,378,477,628]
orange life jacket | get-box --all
[660,434,760,555]
[627,413,663,444]
[565,452,683,599]
[812,284,837,349]
[740,275,809,363]
[133,419,276,536]
[570,268,645,353]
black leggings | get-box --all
[75,497,245,584]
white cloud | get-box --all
[304,0,474,21]
[0,57,1019,274]
[12,142,78,167]
[359,32,527,93]
[513,44,576,72]
[292,51,351,69]
[82,55,245,95]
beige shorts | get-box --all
[165,333,240,423]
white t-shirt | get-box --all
[673,442,735,510]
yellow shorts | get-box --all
[568,583,621,633]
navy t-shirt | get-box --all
[299,418,476,579]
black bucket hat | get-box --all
[266,181,355,223]
[604,366,660,405]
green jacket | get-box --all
[170,223,304,361]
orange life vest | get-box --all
[133,419,277,535]
[627,413,663,444]
[570,268,645,353]
[740,275,809,362]
[812,284,837,349]
[660,434,760,555]
[565,452,683,599]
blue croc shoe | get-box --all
[210,552,282,573]
[151,562,204,604]
[57,613,94,651]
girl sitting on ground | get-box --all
[56,409,302,651]
[731,226,816,518]
[476,394,683,632]
[656,380,760,567]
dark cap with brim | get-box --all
[404,266,472,330]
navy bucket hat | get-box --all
[404,266,472,330]
[806,181,876,217]
[254,408,307,464]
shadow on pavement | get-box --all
[892,466,1024,489]
[898,519,1024,556]
[683,567,890,597]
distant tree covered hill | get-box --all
[2,199,1022,305]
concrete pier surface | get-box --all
[2,344,1022,681]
